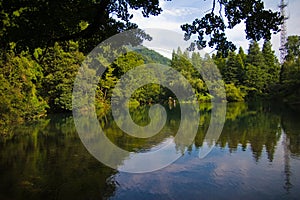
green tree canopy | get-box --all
[0,0,162,53]
[280,35,300,104]
[262,40,280,87]
[284,35,300,62]
[1,0,283,55]
[0,50,47,123]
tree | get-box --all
[170,48,201,99]
[0,50,47,123]
[110,50,170,105]
[279,35,300,103]
[39,41,85,112]
[212,51,226,73]
[238,47,247,65]
[225,83,246,102]
[284,35,300,62]
[244,41,267,95]
[236,50,246,85]
[181,0,283,56]
[223,51,239,84]
[246,41,265,67]
[262,40,280,88]
[0,0,162,53]
[1,0,283,55]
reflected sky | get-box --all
[0,103,299,200]
[112,132,300,200]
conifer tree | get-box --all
[245,41,267,96]
[262,40,280,87]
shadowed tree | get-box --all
[181,0,283,56]
[280,35,300,103]
[0,0,162,53]
[244,41,266,96]
[262,40,280,90]
[0,0,283,55]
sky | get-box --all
[129,0,300,58]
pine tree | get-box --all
[235,53,246,85]
[285,35,300,62]
[246,41,265,67]
[219,50,245,86]
[176,47,183,56]
[279,35,300,104]
[223,51,238,84]
[191,52,202,69]
[238,47,246,65]
[245,41,267,96]
[262,40,280,88]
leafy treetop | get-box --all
[0,0,163,53]
[0,0,283,56]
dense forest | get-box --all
[0,0,299,127]
[0,35,300,126]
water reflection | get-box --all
[0,103,299,199]
[0,116,117,200]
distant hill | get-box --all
[134,47,171,65]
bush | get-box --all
[225,83,246,102]
[0,50,47,124]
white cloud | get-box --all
[141,28,194,58]
[163,7,201,17]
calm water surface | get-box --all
[0,103,300,200]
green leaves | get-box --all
[40,42,85,112]
[213,40,281,100]
[0,50,47,124]
[0,0,163,53]
[280,35,300,104]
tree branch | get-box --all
[218,0,223,21]
[211,0,216,14]
[48,0,110,44]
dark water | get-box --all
[0,103,300,200]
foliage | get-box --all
[0,50,47,124]
[245,41,267,95]
[39,41,85,112]
[280,35,300,104]
[111,50,169,105]
[222,51,244,85]
[0,36,297,125]
[0,0,162,53]
[1,0,283,56]
[213,40,280,100]
[225,83,246,102]
[134,48,170,65]
[262,40,280,87]
[171,48,209,101]
[181,0,283,57]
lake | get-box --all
[0,102,300,200]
